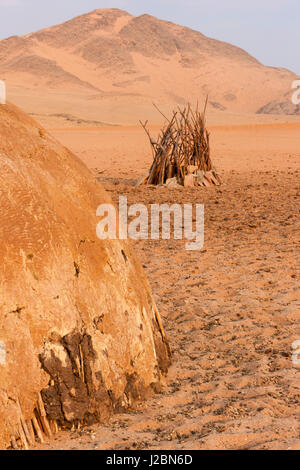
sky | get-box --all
[0,0,299,74]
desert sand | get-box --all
[33,118,300,451]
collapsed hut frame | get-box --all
[139,99,222,187]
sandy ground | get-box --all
[37,120,300,450]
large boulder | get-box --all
[0,103,170,449]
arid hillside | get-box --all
[0,8,298,124]
[35,120,300,451]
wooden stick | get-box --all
[50,420,59,434]
[17,421,29,450]
[16,397,35,447]
[37,393,53,439]
[26,419,36,444]
[79,343,85,383]
[32,414,44,443]
[21,417,34,447]
[11,435,19,450]
[152,102,171,123]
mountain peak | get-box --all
[92,8,130,14]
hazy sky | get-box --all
[0,0,299,74]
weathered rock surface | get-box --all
[257,99,300,115]
[0,9,297,120]
[0,103,170,449]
